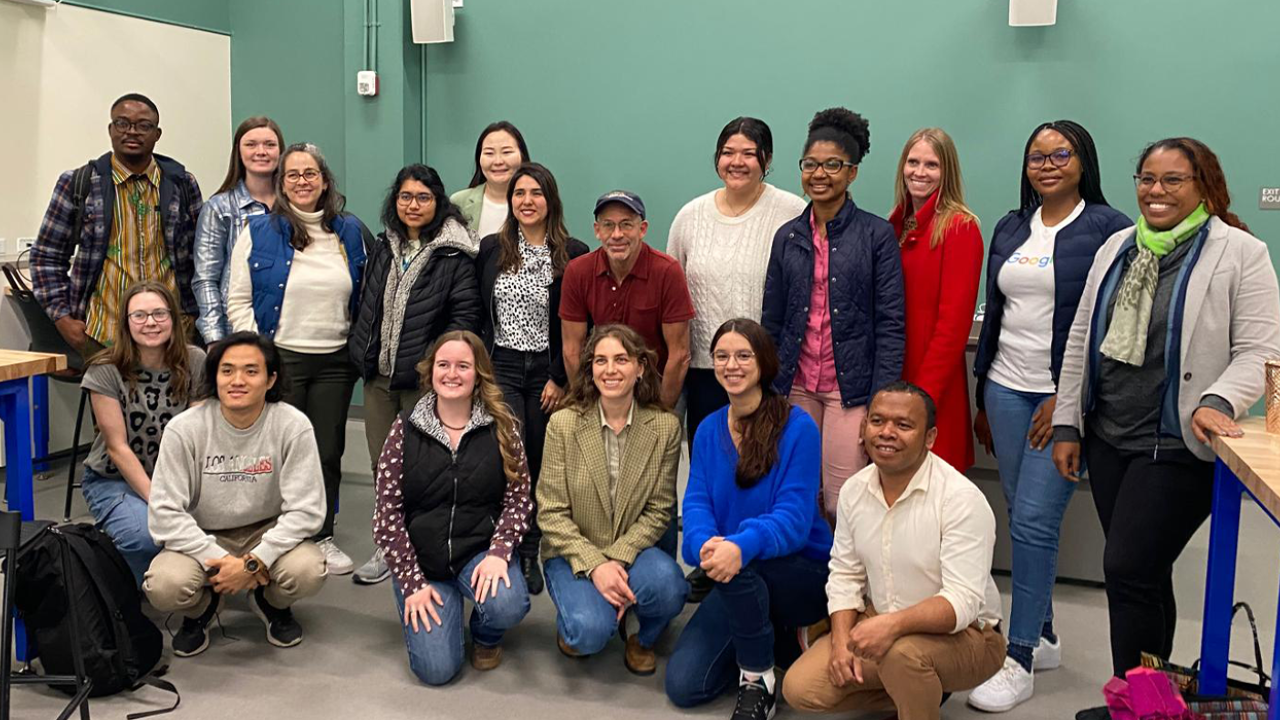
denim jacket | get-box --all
[192,181,270,342]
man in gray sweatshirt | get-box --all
[144,332,327,657]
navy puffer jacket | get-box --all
[761,198,906,408]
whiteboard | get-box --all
[0,2,231,245]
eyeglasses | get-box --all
[1026,149,1073,169]
[799,158,855,174]
[1133,173,1193,191]
[712,350,756,366]
[396,192,435,206]
[127,309,172,325]
[597,220,641,234]
[284,169,322,184]
[111,118,157,134]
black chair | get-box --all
[1,511,92,720]
[1,264,94,521]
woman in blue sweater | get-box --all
[665,318,832,720]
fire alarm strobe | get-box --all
[357,70,379,97]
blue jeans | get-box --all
[985,379,1076,651]
[80,466,160,586]
[544,547,688,653]
[391,550,531,686]
[665,553,829,708]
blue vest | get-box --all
[245,213,368,339]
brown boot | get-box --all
[471,643,503,671]
[557,633,584,658]
[624,635,656,676]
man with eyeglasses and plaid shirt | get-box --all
[31,92,204,356]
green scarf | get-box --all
[1099,203,1210,366]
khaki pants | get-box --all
[362,374,426,470]
[782,621,1006,720]
[143,518,327,618]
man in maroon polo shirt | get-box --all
[560,190,694,410]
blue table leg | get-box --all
[0,379,35,521]
[32,374,49,472]
[1199,459,1242,697]
[1271,572,1280,720]
[0,378,34,665]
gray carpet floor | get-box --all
[6,463,1278,720]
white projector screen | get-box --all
[0,2,232,245]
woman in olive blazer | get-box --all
[537,324,687,675]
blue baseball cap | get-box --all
[593,190,646,220]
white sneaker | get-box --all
[316,537,354,575]
[967,657,1034,712]
[353,547,390,585]
[1033,635,1061,671]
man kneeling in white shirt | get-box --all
[782,381,1005,720]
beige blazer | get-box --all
[537,403,682,575]
[1054,216,1280,460]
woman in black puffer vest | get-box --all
[349,164,481,583]
[371,330,533,684]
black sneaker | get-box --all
[521,555,545,595]
[731,677,777,720]
[1075,708,1112,720]
[686,567,714,604]
[172,592,220,657]
[249,587,303,647]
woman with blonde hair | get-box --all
[371,330,533,684]
[888,127,984,471]
[81,279,205,584]
[537,324,686,675]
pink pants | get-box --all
[789,387,868,522]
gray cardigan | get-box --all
[1053,216,1280,461]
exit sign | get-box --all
[1262,187,1280,210]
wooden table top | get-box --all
[0,349,67,383]
[1212,416,1280,521]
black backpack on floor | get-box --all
[13,522,179,717]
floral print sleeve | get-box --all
[372,417,429,596]
[487,432,533,563]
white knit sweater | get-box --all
[666,184,807,368]
[227,209,353,354]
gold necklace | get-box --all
[721,184,765,217]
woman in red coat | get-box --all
[888,128,983,471]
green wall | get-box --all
[419,0,1280,256]
[66,0,230,34]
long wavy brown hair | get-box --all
[496,163,572,277]
[414,330,523,486]
[87,280,195,404]
[272,142,347,250]
[891,127,978,249]
[710,319,791,488]
[561,324,665,414]
[1136,137,1249,233]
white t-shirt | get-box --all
[666,184,807,368]
[476,195,508,239]
[987,200,1085,394]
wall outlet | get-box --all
[357,70,379,97]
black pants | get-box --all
[684,368,729,455]
[279,348,358,539]
[491,345,550,560]
[1084,432,1214,677]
